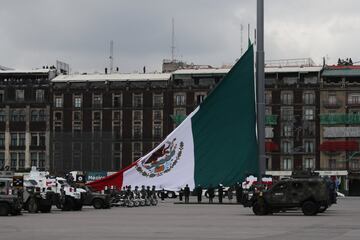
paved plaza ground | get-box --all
[1,197,359,240]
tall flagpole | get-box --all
[256,0,266,175]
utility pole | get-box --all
[257,0,266,175]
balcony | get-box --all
[320,114,360,125]
[322,100,342,109]
[320,141,359,152]
[265,115,277,125]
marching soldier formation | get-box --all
[178,183,244,204]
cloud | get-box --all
[0,0,359,72]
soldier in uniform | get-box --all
[140,185,147,199]
[179,188,183,201]
[151,185,157,199]
[195,184,203,203]
[207,185,215,204]
[146,186,151,198]
[184,184,190,204]
[160,188,166,201]
[235,182,242,203]
[218,184,224,204]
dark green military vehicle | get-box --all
[242,170,337,216]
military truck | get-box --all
[81,186,111,209]
[242,170,337,216]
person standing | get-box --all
[228,186,233,203]
[235,182,242,203]
[179,188,183,201]
[160,188,166,201]
[218,184,224,204]
[195,184,203,203]
[184,184,190,204]
[208,185,215,204]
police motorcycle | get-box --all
[132,186,144,207]
[111,186,135,207]
[149,186,158,206]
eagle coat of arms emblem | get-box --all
[136,138,184,178]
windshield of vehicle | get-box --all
[57,179,70,187]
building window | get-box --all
[265,92,272,105]
[329,159,336,169]
[39,152,45,169]
[281,140,293,154]
[0,152,4,168]
[31,133,45,146]
[304,140,314,153]
[93,94,102,107]
[0,133,4,147]
[282,124,293,137]
[0,110,5,122]
[133,110,142,121]
[282,158,293,170]
[133,125,142,139]
[153,110,162,121]
[54,112,62,121]
[113,94,122,107]
[133,94,143,107]
[36,89,45,102]
[153,94,163,107]
[132,142,142,162]
[281,107,293,121]
[303,158,314,170]
[55,96,63,108]
[174,94,186,106]
[31,152,38,167]
[73,111,82,121]
[348,93,360,105]
[93,111,101,121]
[351,159,360,170]
[31,110,46,121]
[74,95,82,108]
[15,90,24,102]
[0,90,4,103]
[11,133,25,147]
[328,94,337,105]
[281,91,293,105]
[195,93,206,105]
[113,111,121,121]
[10,152,25,170]
[153,124,162,139]
[10,109,25,122]
[303,91,315,105]
[303,107,315,120]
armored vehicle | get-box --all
[0,171,22,216]
[242,170,337,216]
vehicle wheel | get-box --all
[0,203,9,216]
[252,201,267,215]
[127,200,134,208]
[140,200,145,206]
[302,201,318,216]
[28,197,39,213]
[62,197,74,211]
[167,191,175,198]
[145,199,151,206]
[318,206,328,213]
[40,204,52,213]
[93,199,104,209]
[151,199,158,206]
[134,201,140,207]
[73,201,83,211]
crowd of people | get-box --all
[178,183,244,204]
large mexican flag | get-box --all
[88,45,258,191]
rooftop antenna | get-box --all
[171,18,175,61]
[240,24,244,55]
[109,40,114,74]
[248,23,250,42]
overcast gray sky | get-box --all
[1,0,359,73]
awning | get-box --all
[265,141,279,152]
[319,141,359,152]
